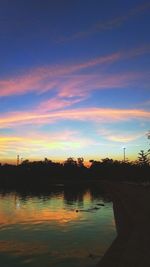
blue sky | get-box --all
[0,0,150,163]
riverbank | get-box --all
[97,182,150,267]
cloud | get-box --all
[129,2,150,16]
[0,130,93,157]
[135,99,150,109]
[107,135,141,142]
[98,128,145,143]
[123,44,150,58]
[0,107,149,129]
[57,71,148,98]
[37,96,86,112]
[0,45,149,99]
[57,2,150,42]
[0,52,120,98]
[58,16,126,42]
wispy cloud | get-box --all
[123,44,150,58]
[0,52,120,98]
[0,107,149,129]
[57,2,150,42]
[0,45,149,99]
[57,71,147,98]
[135,99,150,109]
[37,96,85,112]
[0,130,93,157]
[97,128,145,143]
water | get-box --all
[0,185,116,267]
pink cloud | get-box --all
[0,52,121,98]
[57,71,147,98]
[38,96,86,112]
[0,107,149,128]
[0,46,149,99]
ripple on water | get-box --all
[0,189,116,267]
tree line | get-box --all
[0,148,149,190]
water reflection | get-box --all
[0,186,116,267]
[0,194,81,226]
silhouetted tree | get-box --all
[138,150,149,166]
[64,157,77,166]
[44,158,52,164]
[77,157,84,167]
[147,131,150,140]
[0,151,150,191]
[101,158,114,165]
[21,159,30,165]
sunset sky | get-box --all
[0,0,150,164]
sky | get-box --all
[0,0,150,164]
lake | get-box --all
[0,185,116,267]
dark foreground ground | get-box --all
[97,182,150,267]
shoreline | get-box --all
[97,182,150,267]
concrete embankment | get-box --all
[97,182,150,267]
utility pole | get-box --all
[17,155,19,166]
[123,147,126,162]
